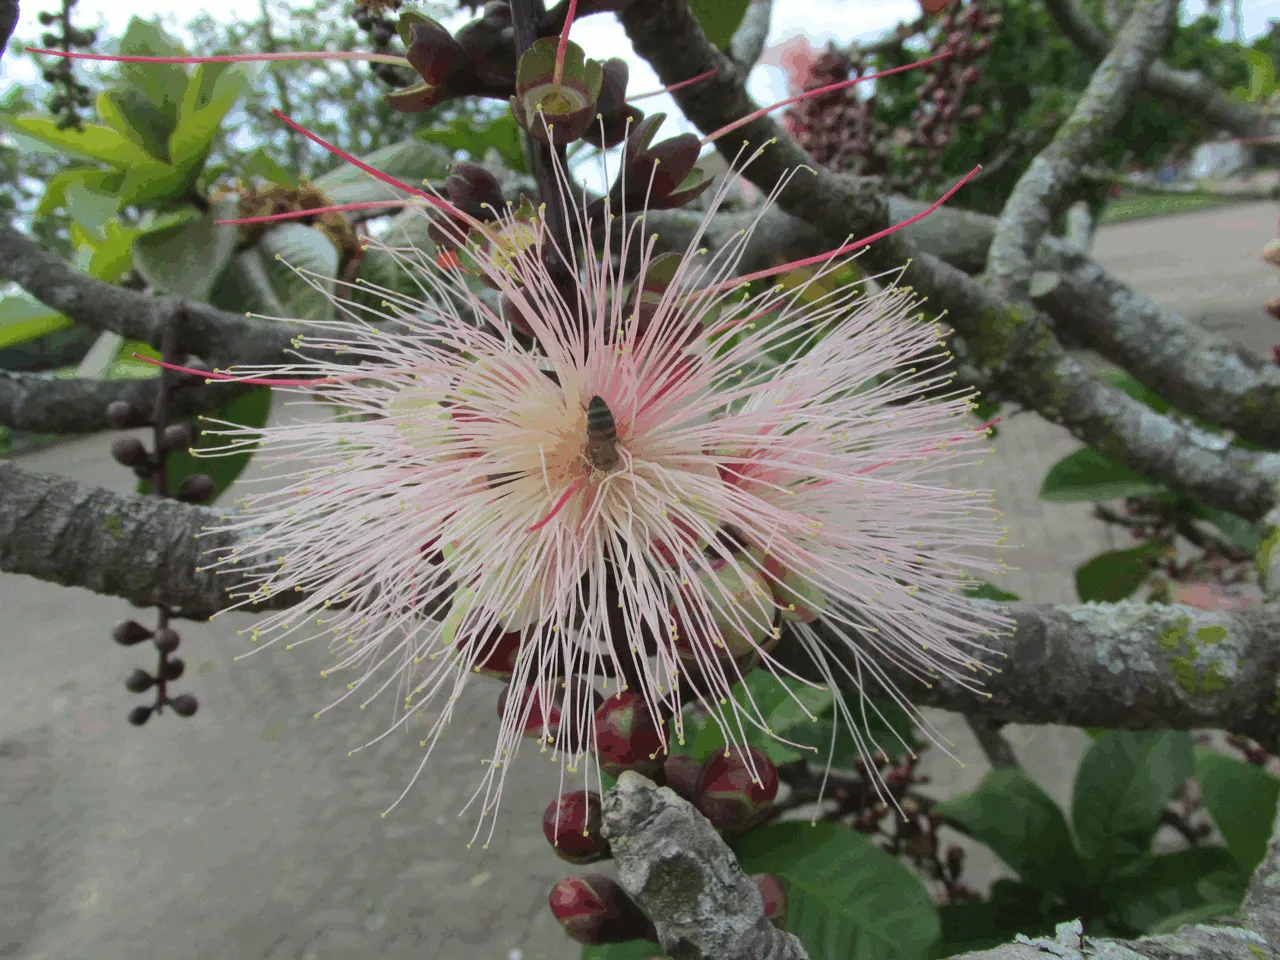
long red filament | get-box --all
[131,354,341,387]
[552,0,580,90]
[628,67,718,103]
[24,47,407,65]
[701,50,952,146]
[528,478,585,532]
[216,199,410,226]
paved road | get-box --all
[1,201,1277,960]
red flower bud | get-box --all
[752,873,788,927]
[595,690,666,778]
[547,874,652,944]
[456,620,523,678]
[695,745,778,833]
[663,754,702,800]
[543,791,610,863]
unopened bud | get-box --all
[542,791,609,863]
[594,690,665,778]
[752,873,788,927]
[695,745,778,833]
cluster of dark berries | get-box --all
[901,0,1000,190]
[107,404,215,503]
[113,619,198,725]
[36,0,97,131]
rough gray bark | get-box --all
[985,0,1177,301]
[0,369,255,433]
[602,772,810,960]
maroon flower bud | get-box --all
[160,423,192,452]
[752,873,788,927]
[111,435,149,468]
[960,65,981,87]
[946,843,965,876]
[125,668,156,693]
[112,620,153,646]
[176,474,215,503]
[663,754,702,800]
[962,104,984,120]
[695,745,778,833]
[595,690,666,778]
[153,628,180,654]
[547,874,652,944]
[500,680,601,750]
[168,693,199,717]
[105,400,136,429]
[581,57,643,149]
[456,619,523,677]
[543,791,610,863]
[127,704,153,726]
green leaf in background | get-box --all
[733,821,940,960]
[1039,447,1165,502]
[98,87,175,164]
[1073,542,1161,603]
[140,388,272,503]
[314,137,450,206]
[2,114,147,168]
[965,581,1021,602]
[132,197,239,301]
[935,769,1086,896]
[171,62,248,169]
[417,112,527,174]
[117,17,189,129]
[1104,846,1243,933]
[0,294,73,350]
[1188,503,1261,554]
[581,941,665,960]
[1194,748,1280,875]
[243,148,299,188]
[688,0,750,48]
[37,166,125,221]
[63,178,123,233]
[1071,730,1193,873]
[257,223,341,321]
[1097,368,1172,415]
[939,879,1056,955]
[1147,899,1241,934]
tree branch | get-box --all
[0,369,256,433]
[985,0,1177,302]
[728,0,773,74]
[620,0,1280,523]
[601,771,810,960]
[1043,0,1272,138]
[0,221,301,367]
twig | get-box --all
[728,0,773,75]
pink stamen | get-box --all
[628,67,717,103]
[701,51,951,146]
[552,0,580,90]
[856,417,1001,475]
[131,354,340,387]
[24,47,408,66]
[527,478,585,532]
[720,164,982,291]
[216,200,410,226]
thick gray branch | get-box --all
[985,0,1177,301]
[728,0,772,74]
[0,370,255,433]
[0,221,300,367]
[4,458,1280,740]
[1043,0,1271,138]
[620,1,1280,521]
[601,772,809,960]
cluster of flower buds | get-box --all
[36,0,97,131]
[901,0,999,190]
[351,0,408,86]
[106,404,215,504]
[383,6,516,112]
[112,619,199,725]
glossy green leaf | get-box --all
[0,294,72,350]
[1194,748,1280,874]
[1103,846,1243,933]
[689,0,750,48]
[1074,543,1161,603]
[132,197,239,301]
[140,388,272,503]
[1072,731,1193,872]
[98,87,174,164]
[171,62,248,169]
[733,821,940,960]
[1039,447,1164,502]
[417,112,527,173]
[935,769,1086,895]
[118,17,189,125]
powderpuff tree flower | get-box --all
[185,128,1011,844]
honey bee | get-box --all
[584,395,620,472]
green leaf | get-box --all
[118,17,189,125]
[939,880,1055,955]
[1074,543,1161,603]
[935,769,1086,895]
[1104,846,1243,933]
[0,294,72,350]
[1039,447,1165,502]
[314,136,450,206]
[63,179,123,232]
[733,821,941,960]
[1146,899,1240,934]
[36,166,124,220]
[1072,731,1193,872]
[140,388,272,503]
[257,223,341,321]
[417,112,527,173]
[688,0,750,48]
[132,198,239,301]
[965,581,1020,602]
[580,942,665,960]
[242,148,298,188]
[171,62,248,169]
[98,87,175,164]
[2,114,147,168]
[1194,748,1280,874]
[1097,368,1172,415]
[1188,503,1261,554]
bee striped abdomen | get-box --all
[584,395,620,471]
